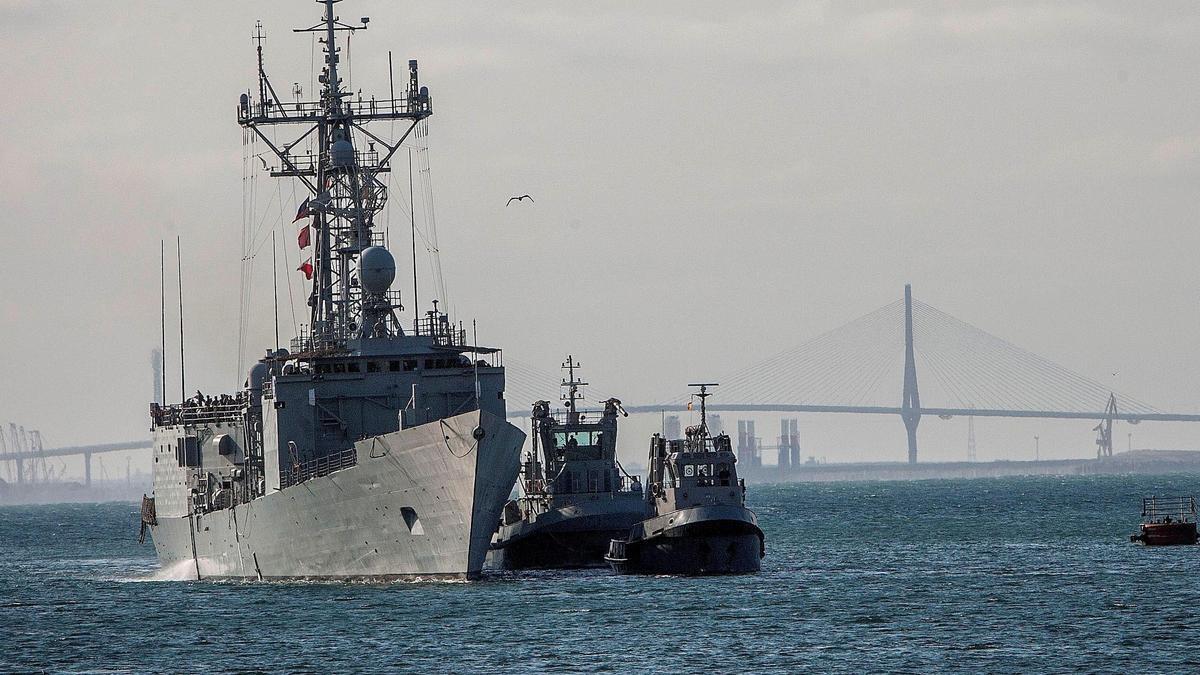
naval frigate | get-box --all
[489,356,644,569]
[605,385,764,574]
[142,1,525,580]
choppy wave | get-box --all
[4,475,1200,673]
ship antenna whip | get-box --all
[254,20,287,119]
[255,21,268,108]
[409,149,419,323]
[159,239,167,404]
[177,236,186,404]
[472,319,481,407]
[271,230,280,351]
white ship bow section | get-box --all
[150,410,523,580]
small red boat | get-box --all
[1130,496,1198,546]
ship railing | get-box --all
[670,435,734,455]
[280,446,358,490]
[549,474,641,495]
[151,398,247,428]
[544,409,612,425]
[239,94,433,125]
[382,290,404,309]
[1141,496,1196,523]
[414,314,466,346]
[263,149,385,177]
[290,326,346,354]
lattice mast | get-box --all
[238,0,432,347]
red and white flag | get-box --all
[297,225,311,249]
[297,259,313,280]
[292,197,311,223]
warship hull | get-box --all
[490,500,645,570]
[605,504,764,575]
[149,411,524,580]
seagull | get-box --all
[506,194,534,206]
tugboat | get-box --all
[1130,496,1198,546]
[489,356,645,569]
[605,384,764,575]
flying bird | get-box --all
[506,194,534,206]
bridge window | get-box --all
[555,431,596,448]
[389,361,401,372]
[368,361,381,373]
[333,363,346,374]
[404,360,417,371]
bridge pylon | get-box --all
[1095,393,1117,459]
[901,284,921,464]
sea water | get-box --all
[2,474,1199,673]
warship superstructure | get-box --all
[489,357,644,569]
[605,385,764,574]
[143,1,525,580]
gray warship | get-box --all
[141,1,525,580]
[605,384,764,574]
[489,357,644,569]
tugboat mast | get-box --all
[561,355,587,425]
[238,0,432,349]
[687,382,719,437]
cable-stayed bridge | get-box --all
[503,285,1200,463]
[6,285,1199,475]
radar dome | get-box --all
[359,246,396,294]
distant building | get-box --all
[737,420,761,468]
[664,415,681,440]
[709,413,724,437]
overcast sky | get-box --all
[3,1,1200,471]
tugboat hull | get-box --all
[605,504,764,575]
[491,501,645,570]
